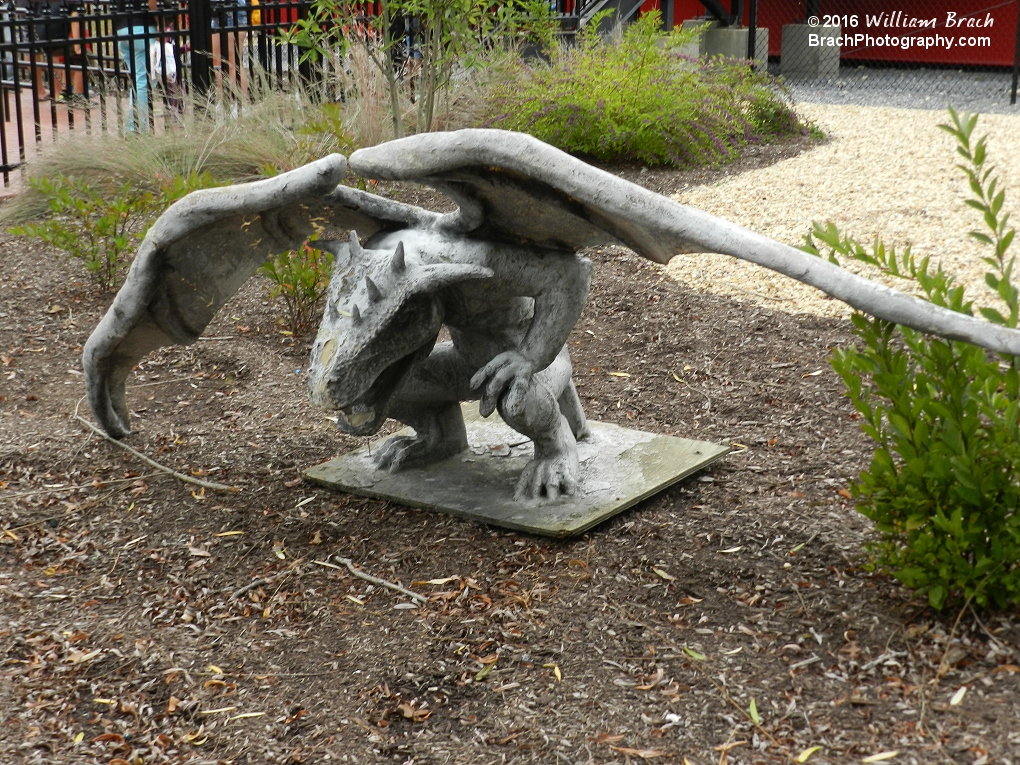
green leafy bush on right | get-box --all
[483,11,805,167]
[803,108,1019,610]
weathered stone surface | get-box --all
[304,405,729,537]
[81,130,1020,511]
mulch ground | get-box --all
[2,140,1019,765]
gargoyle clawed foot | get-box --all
[373,433,465,471]
[373,403,468,472]
[515,453,579,501]
[513,413,580,502]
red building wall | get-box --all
[642,0,1019,67]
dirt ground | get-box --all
[2,143,1019,765]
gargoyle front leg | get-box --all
[494,348,579,501]
[468,252,592,501]
[471,251,593,419]
[373,342,473,471]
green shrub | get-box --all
[483,12,803,167]
[9,177,156,291]
[9,172,218,291]
[803,108,1019,610]
[259,243,335,336]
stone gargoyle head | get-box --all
[306,232,491,435]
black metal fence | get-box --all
[0,0,308,184]
[2,1,1018,187]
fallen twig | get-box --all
[313,557,427,604]
[231,579,268,600]
[693,665,784,752]
[969,604,1010,653]
[2,472,164,500]
[74,415,239,493]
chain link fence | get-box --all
[673,1,1020,111]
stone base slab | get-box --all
[304,404,729,537]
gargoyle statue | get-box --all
[83,130,1020,501]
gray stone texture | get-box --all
[82,130,1020,506]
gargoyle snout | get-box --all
[305,234,432,432]
[307,335,340,409]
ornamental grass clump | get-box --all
[804,108,1019,611]
[483,12,803,167]
[1,76,351,225]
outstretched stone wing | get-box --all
[83,155,442,438]
[350,129,1020,357]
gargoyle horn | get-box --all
[391,242,406,273]
[365,276,383,302]
[351,304,362,324]
[349,230,363,257]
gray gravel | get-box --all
[666,102,1020,318]
[776,65,1020,114]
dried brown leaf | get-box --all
[609,745,668,759]
[396,702,431,722]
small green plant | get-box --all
[803,107,1019,610]
[259,242,335,336]
[9,177,157,291]
[156,170,222,208]
[9,172,219,292]
[484,12,803,167]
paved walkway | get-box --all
[780,65,1020,114]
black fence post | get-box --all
[1011,0,1020,105]
[747,0,757,62]
[190,0,212,93]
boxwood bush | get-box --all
[804,108,1019,611]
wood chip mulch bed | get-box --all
[2,141,1019,764]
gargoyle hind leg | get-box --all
[498,347,585,501]
[373,342,472,471]
[376,341,588,500]
[558,380,591,442]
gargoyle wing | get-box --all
[349,129,1020,357]
[83,155,443,438]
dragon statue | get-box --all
[83,130,1020,502]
